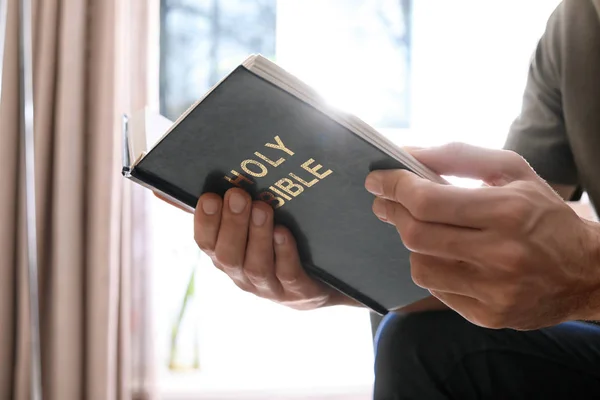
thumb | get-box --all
[409,142,536,185]
[401,145,424,152]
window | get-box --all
[153,0,414,397]
[160,0,278,121]
[150,0,562,398]
[160,0,412,129]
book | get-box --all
[122,54,447,315]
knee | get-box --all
[375,311,443,369]
[373,310,494,399]
[375,309,495,373]
[375,310,478,374]
[373,311,456,399]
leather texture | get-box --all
[133,66,430,313]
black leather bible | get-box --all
[122,54,446,315]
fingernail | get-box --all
[274,231,286,245]
[251,207,267,226]
[372,198,387,221]
[202,198,219,215]
[229,192,247,214]
[365,174,383,195]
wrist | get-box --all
[573,220,600,321]
[580,290,600,322]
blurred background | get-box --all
[153,1,561,399]
[0,0,567,399]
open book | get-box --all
[122,54,446,315]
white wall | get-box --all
[409,0,562,148]
[276,0,562,149]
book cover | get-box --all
[123,63,432,315]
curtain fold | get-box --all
[0,0,155,399]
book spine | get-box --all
[303,264,389,316]
[126,167,197,212]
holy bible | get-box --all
[122,54,447,315]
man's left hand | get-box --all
[365,143,600,330]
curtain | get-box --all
[0,0,155,399]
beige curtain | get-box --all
[0,0,155,399]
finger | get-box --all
[273,226,330,306]
[154,191,194,213]
[372,197,485,263]
[210,258,253,290]
[366,169,512,228]
[214,188,254,286]
[243,201,284,296]
[194,193,223,257]
[410,142,538,185]
[410,253,484,297]
[402,146,424,152]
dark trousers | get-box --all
[373,310,600,399]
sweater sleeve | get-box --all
[503,2,580,188]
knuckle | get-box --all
[495,285,521,313]
[194,236,215,255]
[211,259,223,271]
[232,279,254,294]
[214,250,240,271]
[468,305,509,329]
[485,280,521,315]
[409,254,429,288]
[389,173,402,200]
[382,170,410,201]
[410,265,426,289]
[384,199,397,222]
[511,194,531,215]
[462,302,510,330]
[276,270,301,287]
[512,181,544,204]
[401,218,425,251]
[372,199,384,218]
[194,229,212,252]
[501,149,525,164]
[508,205,529,227]
[498,195,531,229]
[244,267,270,285]
[511,179,535,192]
[500,242,528,271]
[480,312,509,330]
[501,150,531,173]
[444,142,468,155]
[410,184,433,219]
[373,198,398,224]
[501,150,535,176]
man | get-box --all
[188,0,600,398]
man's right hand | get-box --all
[192,187,359,310]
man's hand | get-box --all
[191,188,358,310]
[365,142,600,330]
